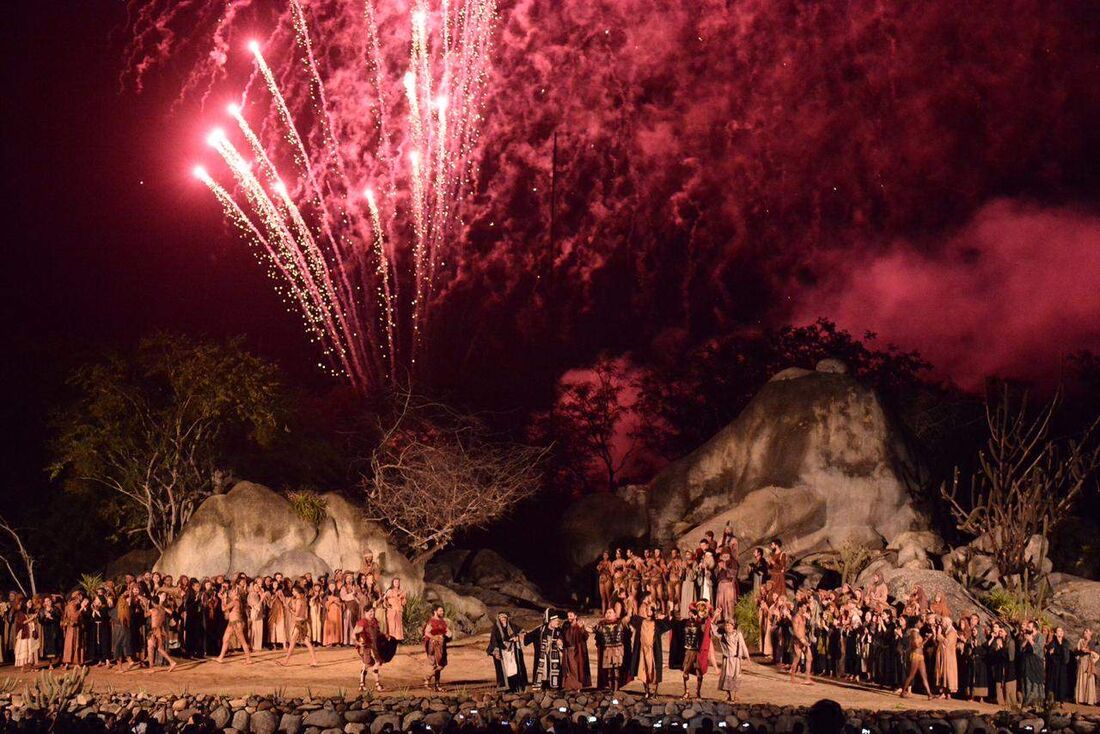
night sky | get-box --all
[4,1,1100,476]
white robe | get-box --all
[712,624,750,692]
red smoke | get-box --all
[124,0,1100,398]
[794,201,1100,391]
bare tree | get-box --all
[941,385,1100,589]
[364,394,547,566]
[0,515,37,596]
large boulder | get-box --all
[1045,574,1100,638]
[155,482,422,596]
[425,549,551,609]
[559,367,933,571]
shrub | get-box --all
[735,590,760,647]
[286,489,328,525]
[78,573,104,598]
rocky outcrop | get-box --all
[857,567,994,623]
[560,363,934,570]
[1046,574,1100,638]
[425,549,551,610]
[155,482,422,597]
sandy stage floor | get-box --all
[6,627,1063,715]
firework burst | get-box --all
[131,0,497,391]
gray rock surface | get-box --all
[861,567,993,623]
[155,482,422,597]
[425,549,550,610]
[561,369,932,570]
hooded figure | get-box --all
[487,612,529,692]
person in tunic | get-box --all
[679,602,713,700]
[594,607,630,692]
[89,593,111,665]
[277,586,319,667]
[355,612,393,692]
[1019,622,1046,705]
[183,580,205,659]
[143,592,178,671]
[526,609,566,690]
[710,617,750,701]
[383,578,407,641]
[340,575,360,645]
[964,614,989,702]
[422,605,451,691]
[268,585,289,649]
[1045,626,1073,702]
[1075,628,1098,705]
[487,612,528,692]
[309,585,324,645]
[628,602,672,698]
[989,622,1018,705]
[900,625,933,699]
[61,591,87,668]
[214,588,253,665]
[562,610,592,691]
[247,581,266,651]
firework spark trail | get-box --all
[185,0,497,391]
[209,132,355,376]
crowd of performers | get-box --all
[0,551,456,693]
[591,528,1099,706]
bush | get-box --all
[735,591,760,647]
[983,586,1054,627]
[819,537,878,585]
[286,489,328,525]
[78,573,104,598]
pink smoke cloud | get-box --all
[794,201,1100,391]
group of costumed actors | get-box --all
[488,609,593,692]
[595,601,716,692]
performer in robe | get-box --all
[1019,622,1046,705]
[1075,628,1097,705]
[678,601,713,700]
[486,611,528,692]
[594,607,631,691]
[562,610,592,691]
[694,550,716,604]
[61,591,87,668]
[749,548,768,597]
[767,539,788,599]
[382,578,407,641]
[422,605,451,691]
[934,617,959,698]
[628,602,673,698]
[1045,626,1073,702]
[715,558,738,621]
[355,609,395,692]
[277,586,319,667]
[323,583,343,646]
[13,599,38,671]
[710,616,750,702]
[526,609,566,690]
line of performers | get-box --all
[487,600,751,701]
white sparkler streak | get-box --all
[365,187,396,377]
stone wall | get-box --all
[3,689,1097,734]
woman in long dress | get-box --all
[383,578,407,641]
[309,586,324,645]
[13,599,38,670]
[715,559,738,622]
[247,582,266,650]
[267,586,287,649]
[323,584,344,646]
[711,617,750,701]
[1074,628,1097,705]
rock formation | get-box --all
[561,362,934,571]
[154,482,423,597]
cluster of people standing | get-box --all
[594,530,1099,706]
[0,550,456,693]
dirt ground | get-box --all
[10,626,1081,715]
